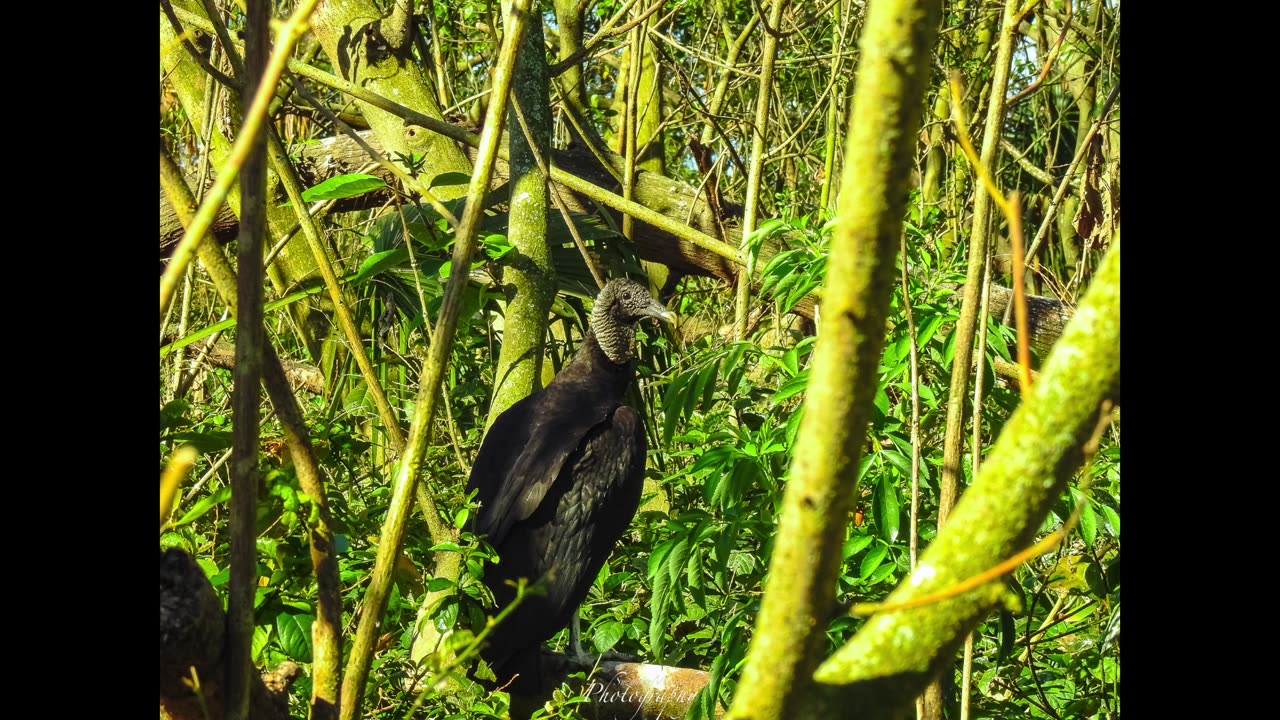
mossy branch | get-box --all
[725,0,943,718]
[486,6,556,425]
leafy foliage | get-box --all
[160,1,1118,716]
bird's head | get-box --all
[591,278,675,363]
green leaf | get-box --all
[691,446,737,475]
[429,171,471,189]
[661,371,690,445]
[160,399,193,432]
[648,537,677,581]
[300,173,386,203]
[785,405,805,448]
[772,370,810,405]
[160,532,188,552]
[917,314,944,347]
[859,543,888,580]
[694,359,722,413]
[843,534,874,559]
[276,613,314,662]
[163,430,233,454]
[649,557,670,662]
[482,233,513,260]
[881,449,912,477]
[171,485,233,528]
[1098,503,1120,536]
[942,330,958,368]
[722,342,752,394]
[686,545,707,608]
[720,460,758,509]
[433,598,459,633]
[682,367,705,422]
[876,474,901,543]
[873,386,891,416]
[594,621,626,653]
[986,324,1013,361]
[1071,487,1099,547]
[252,625,272,663]
[1079,501,1098,547]
[427,577,455,592]
[856,453,877,482]
[197,558,220,579]
[668,536,691,588]
[353,247,409,285]
[866,562,896,586]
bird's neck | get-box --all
[590,308,635,364]
[570,334,635,390]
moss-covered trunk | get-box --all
[487,4,556,423]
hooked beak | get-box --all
[643,300,676,324]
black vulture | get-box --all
[467,278,674,692]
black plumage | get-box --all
[466,278,673,691]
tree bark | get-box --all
[309,0,473,196]
[160,550,294,720]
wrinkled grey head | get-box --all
[591,278,675,363]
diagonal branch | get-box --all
[809,235,1119,719]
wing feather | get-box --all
[466,384,616,544]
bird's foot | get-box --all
[568,640,597,668]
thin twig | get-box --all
[1009,193,1033,393]
[548,0,657,76]
[390,194,472,473]
[900,234,922,570]
[340,2,535,715]
[1008,2,1072,107]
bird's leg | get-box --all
[570,609,587,659]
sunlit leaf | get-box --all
[276,612,314,662]
[299,173,386,203]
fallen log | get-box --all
[161,130,1073,351]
